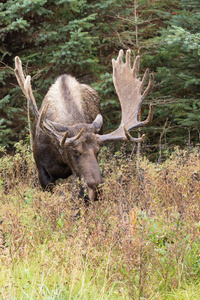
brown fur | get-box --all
[32,74,103,201]
[14,50,154,201]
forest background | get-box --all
[0,1,200,299]
[0,0,200,159]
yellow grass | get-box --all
[0,143,199,299]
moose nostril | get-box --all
[87,181,97,190]
[87,179,103,190]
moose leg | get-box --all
[38,167,56,192]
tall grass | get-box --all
[0,143,199,299]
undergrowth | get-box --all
[0,142,200,299]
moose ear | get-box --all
[92,114,103,133]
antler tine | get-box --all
[132,55,140,76]
[135,104,154,129]
[39,101,50,130]
[60,127,85,148]
[142,73,154,99]
[24,75,39,118]
[123,124,146,142]
[14,56,26,94]
[117,49,124,64]
[14,56,39,119]
[125,49,131,68]
[60,131,69,148]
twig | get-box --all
[158,119,170,165]
[0,62,14,73]
[27,93,33,151]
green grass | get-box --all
[0,143,200,299]
[0,244,130,299]
[165,284,200,300]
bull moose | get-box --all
[14,50,154,201]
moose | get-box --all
[14,49,154,201]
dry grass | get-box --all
[0,142,200,299]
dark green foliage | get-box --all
[149,1,200,148]
[117,0,200,152]
[0,0,199,154]
[1,0,128,148]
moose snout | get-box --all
[87,175,103,201]
[87,175,104,190]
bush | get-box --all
[0,144,199,298]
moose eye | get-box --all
[73,149,81,157]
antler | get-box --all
[98,49,154,143]
[14,56,39,119]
